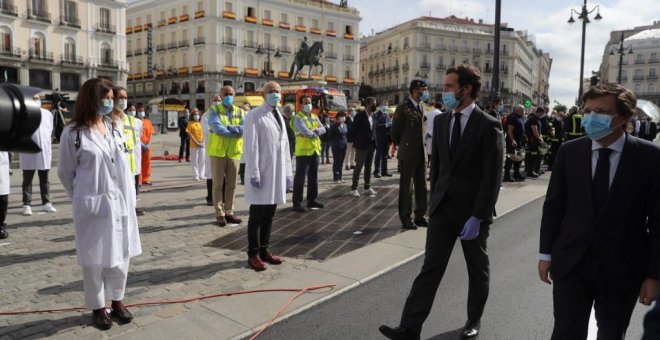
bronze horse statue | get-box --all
[289,41,324,80]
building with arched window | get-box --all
[126,0,361,111]
[0,0,127,95]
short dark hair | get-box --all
[72,78,114,128]
[336,110,346,118]
[536,107,545,114]
[445,64,482,99]
[300,94,311,103]
[364,97,376,107]
[582,82,637,117]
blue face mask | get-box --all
[420,90,430,102]
[442,92,459,111]
[98,99,114,116]
[581,112,614,141]
[223,96,234,106]
[498,104,504,113]
[266,92,281,107]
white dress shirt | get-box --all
[448,102,476,144]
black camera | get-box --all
[0,84,43,153]
[45,91,70,143]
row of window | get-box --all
[0,30,114,64]
[12,0,114,29]
[371,37,507,57]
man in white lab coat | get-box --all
[243,81,293,271]
[19,95,56,216]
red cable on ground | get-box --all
[0,284,336,339]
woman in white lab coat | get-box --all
[57,78,142,330]
[242,81,293,271]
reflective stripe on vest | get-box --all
[293,111,321,156]
[567,114,584,136]
[123,115,137,173]
[206,104,244,160]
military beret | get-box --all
[409,79,428,92]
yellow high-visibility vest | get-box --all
[293,111,321,156]
[206,104,244,160]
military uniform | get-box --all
[391,97,427,226]
[546,115,564,170]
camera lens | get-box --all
[0,84,42,153]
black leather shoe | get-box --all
[92,308,112,330]
[413,216,428,227]
[110,301,134,324]
[379,325,420,340]
[292,205,306,212]
[374,173,382,178]
[307,201,324,209]
[502,176,514,182]
[461,320,480,339]
[0,223,8,239]
[402,220,417,230]
[382,173,393,177]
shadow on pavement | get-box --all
[427,328,463,339]
[0,314,89,339]
[0,248,76,267]
[37,260,246,295]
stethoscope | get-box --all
[74,119,129,156]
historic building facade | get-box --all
[126,0,361,110]
[0,0,127,95]
[359,16,552,108]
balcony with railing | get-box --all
[167,42,177,50]
[279,45,291,54]
[402,62,409,71]
[436,63,446,70]
[648,74,658,80]
[179,39,189,48]
[437,44,447,50]
[60,54,83,66]
[472,48,482,55]
[343,54,355,61]
[325,51,337,59]
[484,67,493,73]
[243,40,257,49]
[650,58,659,64]
[0,1,17,17]
[222,37,236,46]
[635,59,645,64]
[27,7,50,23]
[449,45,458,51]
[420,62,431,70]
[0,47,22,59]
[156,43,166,52]
[633,75,645,81]
[194,37,205,45]
[99,57,118,69]
[59,15,80,28]
[28,49,53,62]
[126,49,133,57]
[134,47,144,56]
[419,42,431,49]
[485,48,493,55]
[96,23,116,34]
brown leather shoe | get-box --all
[92,308,112,330]
[110,300,134,323]
[259,252,283,265]
[216,215,227,227]
[248,255,267,271]
[225,214,242,224]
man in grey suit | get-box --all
[380,64,503,340]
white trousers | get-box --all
[344,143,356,167]
[190,146,206,179]
[81,258,130,310]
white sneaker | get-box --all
[22,205,32,216]
[349,190,360,197]
[194,176,200,181]
[43,202,57,213]
[363,188,377,196]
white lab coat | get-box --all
[243,103,292,205]
[19,108,53,170]
[57,120,142,268]
[0,152,9,196]
[201,111,213,179]
[425,108,442,155]
[132,117,143,175]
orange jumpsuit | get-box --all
[140,118,155,184]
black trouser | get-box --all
[398,160,427,223]
[551,250,639,340]
[239,163,245,184]
[331,145,347,180]
[321,139,331,163]
[246,204,278,256]
[400,212,490,335]
[0,194,7,225]
[525,141,540,175]
[504,145,523,178]
[179,136,190,160]
[547,141,561,169]
[206,179,213,203]
[22,169,50,206]
[373,142,390,175]
[292,155,319,207]
[351,146,375,190]
[134,175,139,197]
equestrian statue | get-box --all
[289,37,324,80]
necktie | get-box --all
[592,148,612,214]
[449,112,462,159]
[646,121,651,134]
[272,108,282,130]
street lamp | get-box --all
[152,65,167,134]
[255,45,281,81]
[609,31,634,84]
[568,0,602,105]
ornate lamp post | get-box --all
[256,45,281,81]
[609,31,634,84]
[568,0,602,105]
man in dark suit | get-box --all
[178,109,190,162]
[373,99,392,178]
[391,80,430,230]
[639,116,658,141]
[539,83,660,339]
[348,97,377,197]
[380,64,503,340]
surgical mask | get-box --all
[192,114,200,121]
[266,92,281,107]
[420,90,430,102]
[223,96,234,106]
[138,111,145,118]
[581,112,615,141]
[381,105,388,112]
[115,99,127,112]
[99,99,114,116]
[303,103,313,113]
[212,100,221,107]
[442,92,459,111]
[498,104,504,113]
[126,110,136,117]
[339,117,346,123]
[35,99,41,107]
